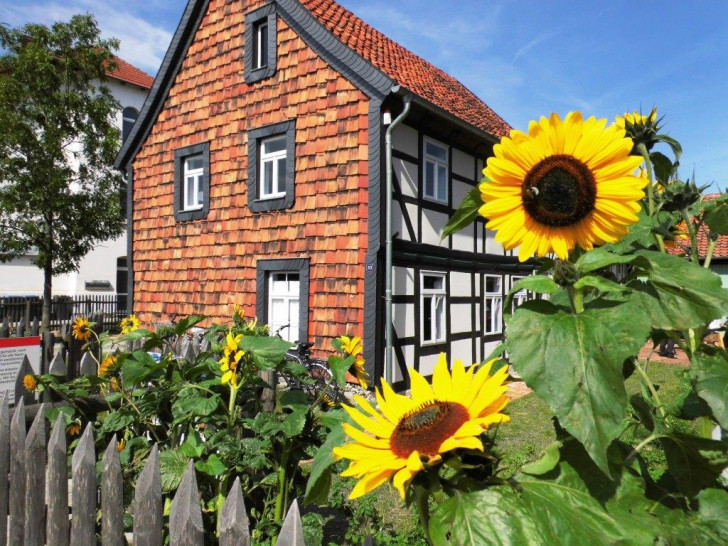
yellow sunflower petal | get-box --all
[431,353,453,400]
[341,403,395,438]
[348,469,394,499]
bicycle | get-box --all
[274,324,343,404]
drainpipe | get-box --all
[384,91,412,384]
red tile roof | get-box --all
[106,55,154,89]
[666,193,728,260]
[301,0,511,138]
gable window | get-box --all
[257,258,310,343]
[244,4,277,83]
[122,107,139,142]
[423,137,448,203]
[259,135,287,199]
[248,120,295,212]
[420,272,446,345]
[484,275,503,335]
[174,142,210,222]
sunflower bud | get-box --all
[615,107,659,152]
[659,179,706,212]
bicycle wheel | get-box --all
[307,360,343,404]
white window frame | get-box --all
[259,135,287,200]
[253,21,268,70]
[268,272,299,343]
[420,271,447,345]
[183,154,204,211]
[484,274,503,335]
[510,275,532,310]
[423,137,449,204]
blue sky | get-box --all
[2,0,727,189]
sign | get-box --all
[0,337,41,404]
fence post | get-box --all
[0,393,10,546]
[169,461,204,545]
[220,477,250,546]
[277,499,305,545]
[47,414,69,546]
[101,436,124,546]
[134,444,162,545]
[24,404,46,546]
[14,356,36,406]
[70,424,96,544]
[8,398,25,546]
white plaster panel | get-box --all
[393,344,414,384]
[483,339,501,362]
[485,228,504,255]
[393,302,416,339]
[393,266,415,296]
[392,123,418,157]
[450,272,472,297]
[394,158,418,198]
[451,179,476,251]
[452,148,475,179]
[421,210,449,247]
[451,303,473,334]
[451,338,473,365]
[419,353,441,377]
[476,157,485,176]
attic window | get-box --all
[244,4,277,83]
[85,280,113,291]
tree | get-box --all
[0,14,124,333]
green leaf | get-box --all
[180,430,205,458]
[703,201,728,236]
[159,449,188,492]
[520,441,562,476]
[328,354,354,387]
[694,348,728,428]
[240,335,293,370]
[504,275,560,319]
[100,411,135,433]
[696,488,728,541]
[281,407,308,437]
[649,151,675,184]
[305,413,349,506]
[442,186,483,239]
[661,431,728,497]
[598,210,659,254]
[654,133,682,164]
[575,247,637,273]
[173,315,206,336]
[173,394,220,418]
[195,454,227,476]
[117,328,153,342]
[573,274,628,296]
[280,389,310,409]
[506,299,651,473]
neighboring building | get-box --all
[0,56,153,310]
[116,0,536,386]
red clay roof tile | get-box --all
[300,0,511,138]
[106,55,154,89]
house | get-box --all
[0,55,153,311]
[116,0,536,386]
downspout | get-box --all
[384,91,412,384]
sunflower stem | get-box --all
[704,238,717,269]
[413,485,434,545]
[636,143,666,253]
[565,286,583,314]
[681,208,700,265]
[634,359,666,419]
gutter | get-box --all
[383,90,412,384]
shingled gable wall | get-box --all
[131,0,371,347]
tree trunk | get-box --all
[42,261,52,335]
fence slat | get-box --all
[70,424,96,544]
[277,499,305,546]
[102,436,124,546]
[133,444,162,545]
[47,414,69,546]
[8,397,25,546]
[24,404,46,546]
[0,393,10,546]
[29,317,39,337]
[0,317,9,338]
[78,352,97,376]
[15,317,25,338]
[48,351,66,376]
[220,477,249,546]
[14,356,35,406]
[169,461,203,545]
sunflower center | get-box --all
[522,154,596,226]
[390,400,469,458]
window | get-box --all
[423,138,448,203]
[268,272,299,342]
[174,142,210,222]
[421,272,446,344]
[253,21,268,70]
[259,135,287,199]
[116,256,128,313]
[244,4,277,83]
[484,275,503,335]
[257,258,310,343]
[122,107,139,142]
[510,276,532,310]
[248,120,295,212]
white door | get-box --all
[269,272,300,342]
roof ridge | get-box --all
[106,55,154,89]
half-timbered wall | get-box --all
[389,123,534,382]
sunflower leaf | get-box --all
[505,298,651,474]
[304,410,349,506]
[239,335,293,370]
[442,186,483,239]
[693,347,728,429]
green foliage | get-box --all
[441,186,484,239]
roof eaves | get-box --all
[115,0,210,170]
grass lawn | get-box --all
[494,360,691,478]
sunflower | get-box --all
[117,437,127,452]
[339,335,363,357]
[67,423,81,436]
[99,354,118,377]
[120,314,141,335]
[615,109,657,129]
[72,317,93,340]
[333,354,510,499]
[219,331,244,386]
[23,374,37,392]
[350,355,369,390]
[479,112,646,262]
